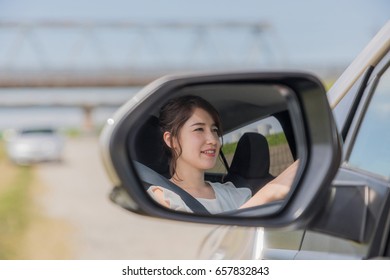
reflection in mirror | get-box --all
[129,83,301,216]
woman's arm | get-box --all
[239,160,299,209]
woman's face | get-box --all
[172,107,221,172]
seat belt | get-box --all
[133,161,211,215]
[219,149,230,173]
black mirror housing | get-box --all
[100,72,341,229]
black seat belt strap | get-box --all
[133,161,211,215]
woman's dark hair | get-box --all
[159,95,222,177]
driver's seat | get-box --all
[224,132,274,194]
[132,116,170,178]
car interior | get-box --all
[127,83,298,210]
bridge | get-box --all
[0,20,285,132]
[0,20,284,87]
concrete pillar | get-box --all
[82,105,94,134]
[257,124,271,136]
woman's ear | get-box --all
[163,131,173,148]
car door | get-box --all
[297,50,390,259]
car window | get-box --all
[209,116,294,176]
[347,65,390,179]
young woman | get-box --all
[147,95,297,214]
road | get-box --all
[35,137,216,259]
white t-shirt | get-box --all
[147,181,251,214]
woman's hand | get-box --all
[148,186,171,208]
[239,160,299,209]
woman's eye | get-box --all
[194,127,204,132]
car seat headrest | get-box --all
[229,132,270,179]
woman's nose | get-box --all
[206,130,220,145]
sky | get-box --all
[0,0,389,130]
[0,0,389,67]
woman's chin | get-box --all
[200,161,218,170]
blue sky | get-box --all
[0,0,389,130]
[0,0,389,66]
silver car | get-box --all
[4,127,64,165]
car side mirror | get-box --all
[100,72,341,229]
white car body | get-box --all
[4,128,64,165]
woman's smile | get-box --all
[201,148,217,157]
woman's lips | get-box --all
[201,149,217,157]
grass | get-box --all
[266,132,288,146]
[0,141,33,259]
[0,141,72,259]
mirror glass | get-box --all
[127,83,302,216]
